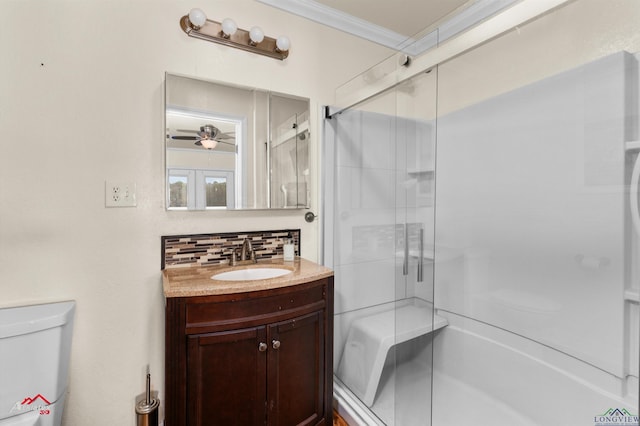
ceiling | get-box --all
[255,0,518,56]
[312,0,472,38]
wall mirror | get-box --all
[165,73,310,210]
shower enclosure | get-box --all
[323,2,640,425]
[326,65,442,424]
[325,66,439,425]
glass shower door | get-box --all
[390,69,439,426]
[330,90,402,425]
[269,94,310,209]
[327,66,438,426]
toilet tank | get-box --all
[0,301,76,421]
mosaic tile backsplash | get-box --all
[352,223,423,253]
[161,229,300,269]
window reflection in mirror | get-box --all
[165,73,310,210]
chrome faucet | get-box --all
[240,238,253,261]
[231,238,257,265]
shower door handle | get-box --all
[417,228,424,283]
[403,224,409,276]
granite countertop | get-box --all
[163,257,334,298]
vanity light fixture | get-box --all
[180,8,290,60]
[249,26,264,45]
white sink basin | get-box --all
[211,267,292,281]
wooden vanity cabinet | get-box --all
[165,277,334,426]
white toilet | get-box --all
[0,301,76,426]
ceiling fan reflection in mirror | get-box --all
[169,124,235,150]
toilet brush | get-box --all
[136,372,159,426]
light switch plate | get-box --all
[105,181,137,207]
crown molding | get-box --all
[257,0,520,57]
[256,0,411,50]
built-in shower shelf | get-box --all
[624,289,640,303]
[625,140,640,151]
[337,303,447,407]
[407,168,435,175]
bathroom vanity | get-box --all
[163,258,334,426]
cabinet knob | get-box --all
[258,342,268,352]
[272,340,281,350]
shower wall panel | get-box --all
[434,51,638,377]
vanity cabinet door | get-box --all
[267,311,325,426]
[187,326,267,426]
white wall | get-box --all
[437,0,640,114]
[0,1,391,424]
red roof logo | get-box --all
[21,394,51,406]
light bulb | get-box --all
[200,139,218,150]
[275,36,290,52]
[249,26,264,45]
[221,18,237,38]
[188,8,207,29]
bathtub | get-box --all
[334,309,638,425]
